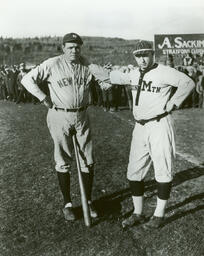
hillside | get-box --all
[0,36,149,66]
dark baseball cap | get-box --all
[63,33,83,45]
[133,40,154,56]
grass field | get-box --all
[0,101,204,256]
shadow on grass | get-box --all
[159,192,204,227]
[166,192,204,213]
[162,204,204,227]
[90,166,204,225]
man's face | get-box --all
[62,42,81,63]
[134,51,154,71]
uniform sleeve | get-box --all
[88,64,110,85]
[21,61,51,102]
[110,70,130,85]
[165,67,195,108]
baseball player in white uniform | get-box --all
[110,40,195,229]
[21,33,111,221]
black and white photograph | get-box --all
[0,0,204,255]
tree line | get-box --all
[0,36,147,66]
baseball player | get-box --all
[110,40,195,229]
[21,33,111,221]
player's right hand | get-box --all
[41,96,53,109]
[103,62,112,70]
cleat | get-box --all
[144,216,164,229]
[109,107,117,113]
[122,213,146,229]
[62,207,76,221]
[89,203,98,218]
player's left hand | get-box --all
[165,102,177,113]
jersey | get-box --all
[21,55,111,109]
[110,63,195,120]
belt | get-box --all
[53,106,87,112]
[136,112,169,125]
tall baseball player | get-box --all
[110,40,195,229]
[21,33,111,221]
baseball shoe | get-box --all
[143,216,164,229]
[122,213,146,229]
[109,107,117,113]
[89,203,98,218]
[62,206,76,221]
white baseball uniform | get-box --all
[21,55,111,173]
[110,63,195,182]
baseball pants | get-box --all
[47,108,94,173]
[127,115,176,183]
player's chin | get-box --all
[70,55,79,62]
[140,65,148,70]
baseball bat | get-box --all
[72,132,91,227]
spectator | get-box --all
[196,74,204,108]
[16,63,30,104]
[183,53,194,67]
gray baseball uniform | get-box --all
[22,55,110,173]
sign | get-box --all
[154,34,204,64]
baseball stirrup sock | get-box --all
[157,182,172,200]
[154,197,167,217]
[57,172,71,204]
[129,180,144,196]
[132,196,143,215]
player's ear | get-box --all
[133,55,139,64]
[149,51,155,61]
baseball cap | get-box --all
[63,33,83,45]
[133,40,154,56]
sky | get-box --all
[0,0,204,40]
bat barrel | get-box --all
[72,133,91,227]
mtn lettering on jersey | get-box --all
[131,81,161,93]
[141,81,161,93]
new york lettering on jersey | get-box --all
[57,77,73,88]
[56,71,89,89]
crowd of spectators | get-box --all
[0,63,41,104]
[163,53,204,109]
